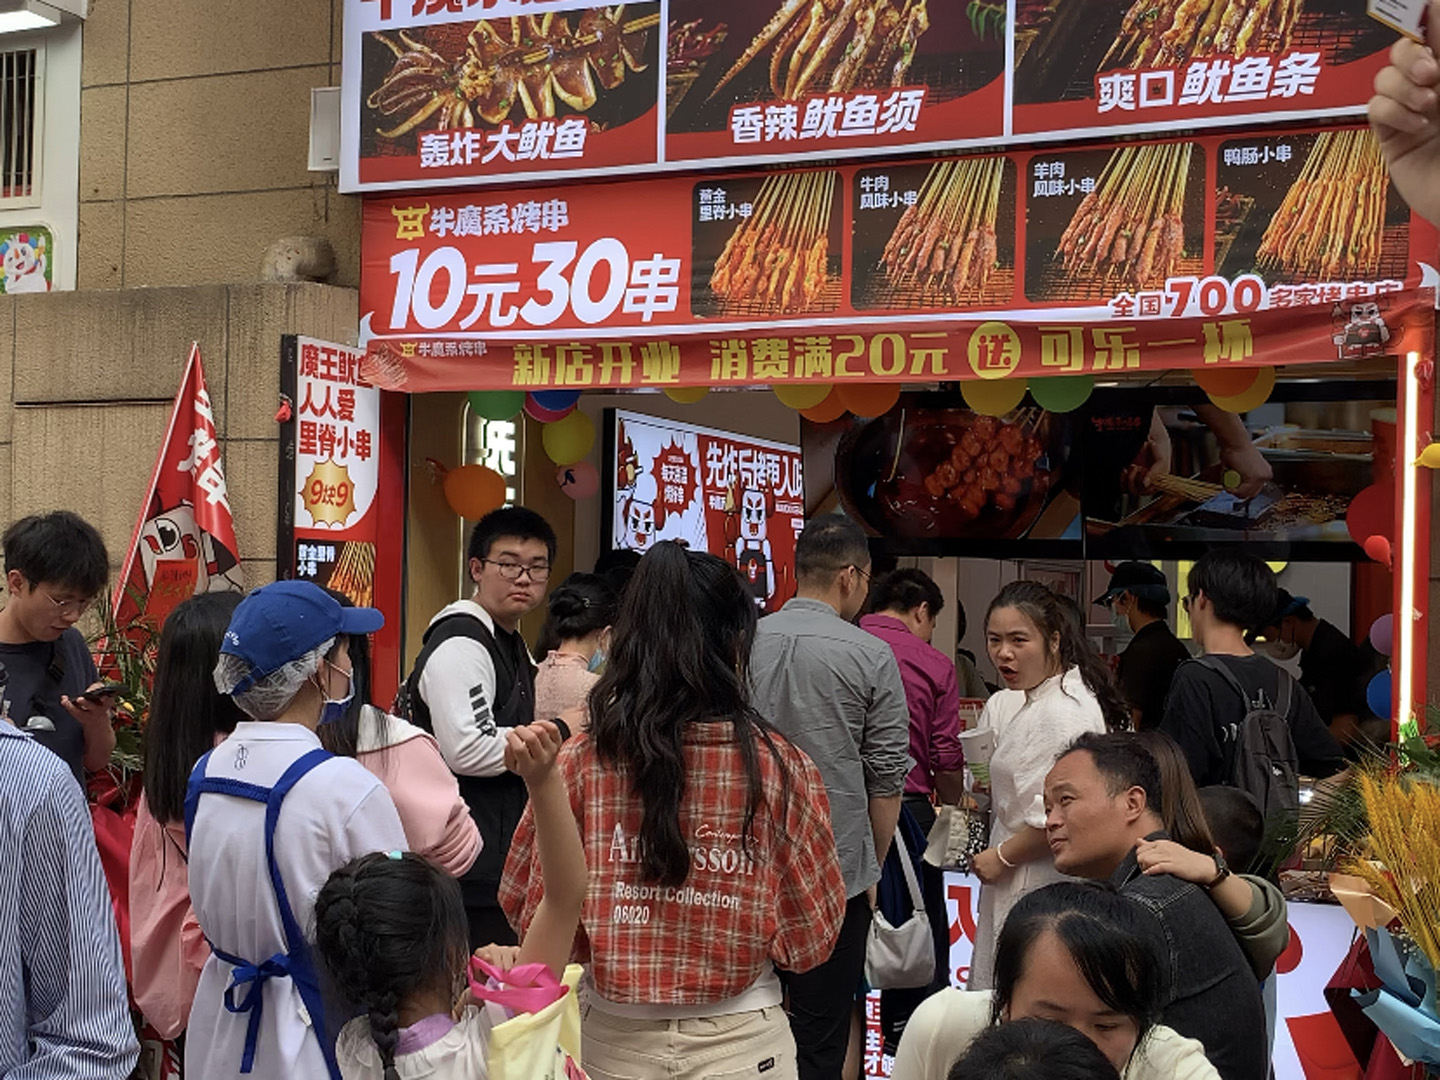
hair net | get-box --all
[213,636,336,721]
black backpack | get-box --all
[393,612,516,734]
[1195,655,1301,828]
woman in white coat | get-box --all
[967,581,1129,989]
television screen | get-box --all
[801,391,1083,559]
[1082,379,1396,561]
[603,410,805,613]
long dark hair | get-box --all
[1134,730,1217,856]
[317,588,385,760]
[536,572,617,656]
[142,591,245,823]
[947,1019,1122,1080]
[992,883,1162,1052]
[986,581,1129,731]
[314,852,470,1080]
[588,541,788,886]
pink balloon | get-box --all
[557,460,600,500]
[1369,613,1395,657]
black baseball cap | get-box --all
[1247,588,1311,641]
[1094,562,1171,607]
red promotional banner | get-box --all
[358,123,1440,380]
[340,0,1393,193]
[362,290,1437,391]
[113,345,243,635]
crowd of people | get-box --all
[0,495,1368,1080]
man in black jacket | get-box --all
[1095,561,1191,731]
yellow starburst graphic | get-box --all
[301,459,358,527]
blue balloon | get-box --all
[532,389,581,411]
[1366,669,1392,719]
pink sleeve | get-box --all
[128,799,209,1040]
[359,737,481,877]
[930,665,965,775]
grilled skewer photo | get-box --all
[1102,0,1304,70]
[877,157,1006,301]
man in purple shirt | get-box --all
[861,568,965,1002]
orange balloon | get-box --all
[1206,366,1276,413]
[443,464,507,519]
[1191,366,1260,398]
[835,383,901,417]
[800,390,848,423]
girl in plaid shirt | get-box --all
[502,542,846,1080]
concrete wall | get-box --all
[77,0,356,290]
[0,282,358,587]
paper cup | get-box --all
[959,727,995,786]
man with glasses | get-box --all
[401,505,557,946]
[749,515,910,1080]
[0,511,114,783]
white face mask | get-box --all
[1261,639,1300,662]
[1110,605,1131,635]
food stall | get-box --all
[337,1,1440,1075]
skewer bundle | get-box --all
[880,157,1004,299]
[710,171,836,313]
[1103,0,1303,68]
[327,542,376,608]
[1256,129,1387,281]
[1054,143,1192,289]
[708,0,930,101]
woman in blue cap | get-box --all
[183,581,409,1080]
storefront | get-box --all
[324,2,1440,1074]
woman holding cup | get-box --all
[967,582,1129,989]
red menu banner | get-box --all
[359,124,1440,383]
[341,0,1393,192]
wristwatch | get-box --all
[1205,850,1231,890]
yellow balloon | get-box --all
[664,386,709,404]
[1416,442,1440,469]
[541,409,596,466]
[1206,366,1276,413]
[962,377,1029,417]
[774,383,834,409]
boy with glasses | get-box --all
[0,511,115,782]
[401,505,557,946]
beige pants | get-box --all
[581,1003,798,1080]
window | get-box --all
[0,47,38,200]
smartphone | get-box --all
[77,683,128,704]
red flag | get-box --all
[113,344,242,635]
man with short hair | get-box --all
[1158,551,1343,788]
[0,511,117,782]
[1095,561,1191,730]
[1044,732,1271,1080]
[860,567,964,1004]
[405,505,557,946]
[0,720,139,1077]
[750,516,910,1080]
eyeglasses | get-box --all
[482,559,551,583]
[40,587,94,618]
[850,564,871,582]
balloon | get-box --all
[1346,482,1394,546]
[541,409,596,465]
[1366,669,1392,720]
[468,390,524,420]
[532,389,581,411]
[1369,613,1395,657]
[1416,442,1440,468]
[835,383,902,417]
[1028,375,1094,413]
[1191,366,1260,398]
[524,394,576,423]
[557,460,600,500]
[774,383,834,410]
[1363,534,1393,567]
[1206,366,1275,413]
[800,390,849,423]
[962,377,1028,417]
[443,464,506,519]
[664,386,709,404]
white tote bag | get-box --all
[865,840,935,990]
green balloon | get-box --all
[1029,375,1094,414]
[468,390,524,420]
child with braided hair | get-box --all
[313,719,585,1079]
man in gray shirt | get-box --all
[750,515,911,1080]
